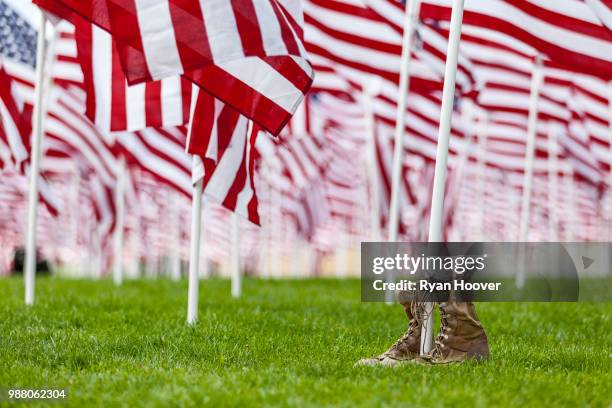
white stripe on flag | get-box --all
[199,0,244,61]
[0,100,28,163]
[205,117,248,199]
[134,0,184,79]
[92,25,112,132]
[161,77,184,126]
[126,82,146,131]
[235,122,255,213]
[218,57,302,113]
[252,0,288,55]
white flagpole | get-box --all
[113,156,126,285]
[200,204,209,279]
[364,80,382,241]
[477,112,489,242]
[271,182,283,278]
[260,170,272,278]
[388,0,421,241]
[187,174,203,324]
[230,212,241,298]
[335,224,349,278]
[516,56,543,288]
[70,168,80,258]
[24,14,48,305]
[608,81,612,241]
[421,0,466,356]
[547,122,559,242]
[170,192,182,280]
[519,56,543,243]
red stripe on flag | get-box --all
[73,19,98,126]
[187,65,299,135]
[187,90,215,156]
[111,42,127,131]
[265,56,312,96]
[106,0,153,82]
[144,81,163,128]
[168,0,214,72]
[231,0,266,56]
[269,0,300,55]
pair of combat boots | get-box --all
[358,301,490,366]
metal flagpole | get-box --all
[363,88,390,293]
[260,173,271,278]
[335,226,347,278]
[364,80,382,241]
[24,14,49,305]
[200,203,209,279]
[519,56,543,242]
[271,180,283,278]
[547,122,559,242]
[566,169,576,241]
[476,112,489,241]
[170,192,182,280]
[388,0,421,241]
[230,212,241,298]
[421,0,466,356]
[113,156,127,285]
[607,81,612,241]
[187,165,204,324]
[70,168,80,261]
[516,56,543,288]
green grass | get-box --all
[0,277,610,407]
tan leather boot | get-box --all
[418,301,490,365]
[356,302,424,367]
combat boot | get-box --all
[356,301,425,367]
[419,301,489,365]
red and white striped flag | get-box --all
[34,0,314,136]
[585,0,612,32]
[61,20,193,133]
[418,0,612,80]
[117,126,193,198]
[0,65,60,216]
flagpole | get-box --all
[477,112,489,241]
[230,212,241,298]
[387,0,421,241]
[200,204,209,279]
[607,81,612,241]
[70,168,80,258]
[547,121,559,242]
[335,223,349,277]
[271,182,283,278]
[364,80,382,241]
[113,156,126,285]
[24,14,48,305]
[566,169,576,241]
[421,0,466,356]
[170,191,181,280]
[260,171,271,278]
[187,173,203,324]
[516,56,543,288]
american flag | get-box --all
[34,0,315,136]
[0,1,37,69]
[0,1,60,216]
[70,20,193,133]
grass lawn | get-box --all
[0,277,610,407]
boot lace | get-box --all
[387,304,422,355]
[430,312,451,358]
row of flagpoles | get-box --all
[1,0,611,361]
[19,0,467,356]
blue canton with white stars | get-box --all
[0,0,38,68]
